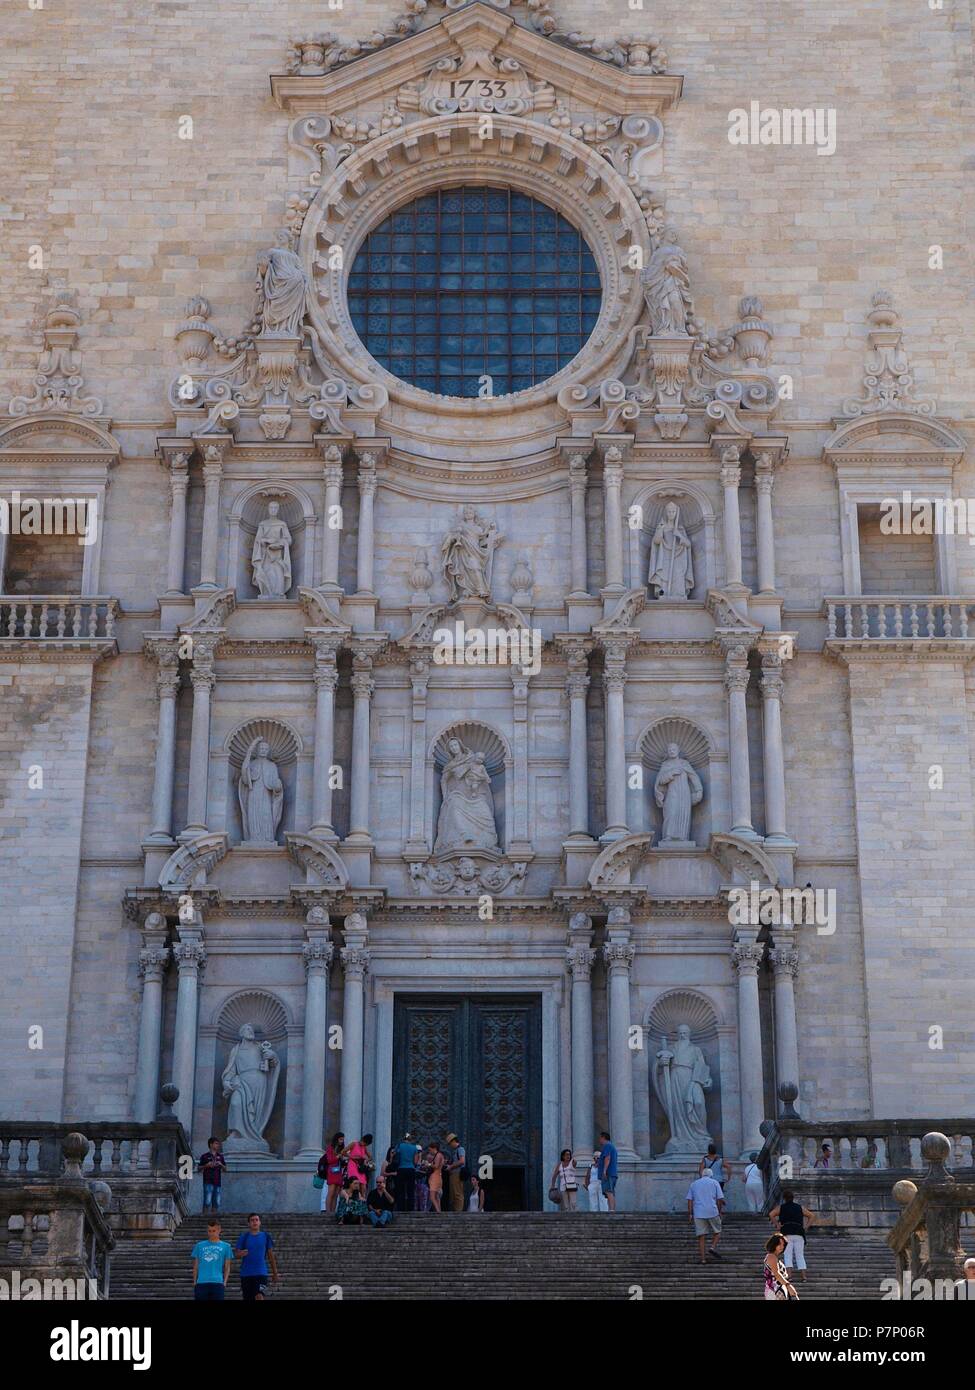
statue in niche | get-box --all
[434,737,499,853]
[653,1023,713,1154]
[441,506,502,603]
[238,738,284,843]
[648,502,694,599]
[641,227,692,335]
[256,245,309,337]
[251,501,293,598]
[222,1023,280,1153]
[654,743,703,844]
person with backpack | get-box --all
[445,1132,467,1212]
[318,1131,347,1214]
[699,1142,732,1190]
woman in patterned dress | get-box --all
[763,1234,799,1300]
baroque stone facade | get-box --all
[2,0,974,1211]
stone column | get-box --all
[164,450,190,596]
[760,651,789,842]
[719,445,744,589]
[145,640,181,842]
[309,637,341,837]
[172,927,207,1136]
[298,906,334,1157]
[355,452,377,595]
[406,656,429,852]
[601,445,625,593]
[339,913,369,1141]
[723,643,754,837]
[769,941,800,1107]
[0,523,8,591]
[603,910,636,1157]
[565,647,591,838]
[566,913,596,1158]
[134,915,170,1123]
[348,655,375,842]
[601,639,629,839]
[732,935,766,1155]
[183,637,216,835]
[198,445,223,590]
[754,452,777,594]
[321,445,344,591]
[568,453,590,597]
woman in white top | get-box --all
[743,1150,765,1212]
[466,1175,485,1211]
[551,1148,579,1212]
[584,1152,609,1212]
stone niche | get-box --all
[647,989,722,1160]
[429,720,509,852]
[639,715,713,846]
[629,486,716,602]
[229,487,312,600]
[210,990,289,1159]
[225,718,301,846]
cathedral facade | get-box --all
[2,0,973,1212]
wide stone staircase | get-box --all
[110,1211,894,1300]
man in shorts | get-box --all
[597,1130,619,1211]
[687,1170,725,1264]
[234,1212,279,1300]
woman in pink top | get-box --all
[347,1133,374,1185]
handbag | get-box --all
[548,1184,563,1204]
[312,1174,325,1189]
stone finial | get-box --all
[920,1130,953,1183]
[778,1081,800,1119]
[841,290,936,418]
[892,1179,918,1206]
[88,1179,113,1211]
[759,1119,774,1139]
[158,1083,179,1117]
[731,296,773,368]
[175,297,216,369]
[9,288,104,418]
[62,1132,89,1178]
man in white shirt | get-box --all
[687,1172,725,1265]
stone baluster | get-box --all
[719,445,744,590]
[134,914,170,1124]
[732,935,766,1155]
[355,452,377,595]
[723,643,755,837]
[183,636,217,835]
[566,913,596,1159]
[603,906,637,1158]
[162,450,191,596]
[753,451,777,594]
[198,445,224,590]
[348,651,375,843]
[298,907,334,1157]
[601,638,630,840]
[601,445,625,594]
[309,636,341,838]
[759,650,789,843]
[145,639,181,842]
[320,445,344,592]
[568,452,590,597]
[768,940,800,1109]
[339,913,369,1141]
[172,923,207,1137]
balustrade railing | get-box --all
[824,596,973,642]
[0,1120,187,1182]
[0,595,118,641]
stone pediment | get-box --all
[588,830,780,897]
[183,588,237,634]
[286,833,350,890]
[705,588,763,636]
[408,846,528,896]
[160,832,229,890]
[709,832,780,889]
[399,598,531,648]
[824,411,965,475]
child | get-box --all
[191,1219,233,1300]
[234,1212,279,1301]
[199,1136,228,1213]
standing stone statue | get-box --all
[222,1023,280,1154]
[654,742,703,844]
[238,737,284,843]
[434,737,499,852]
[441,506,502,603]
[641,227,692,335]
[648,502,694,599]
[652,1023,713,1154]
[251,501,293,598]
[256,246,309,337]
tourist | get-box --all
[445,1132,467,1212]
[550,1148,579,1212]
[414,1144,431,1212]
[426,1140,445,1213]
[380,1144,398,1201]
[394,1130,418,1212]
[686,1169,725,1264]
[336,1177,368,1225]
[764,1233,799,1300]
[700,1142,732,1190]
[743,1151,765,1212]
[597,1130,619,1211]
[366,1175,395,1228]
[963,1257,975,1298]
[199,1136,227,1214]
[319,1131,347,1214]
[191,1219,233,1301]
[768,1187,815,1282]
[813,1141,832,1169]
[234,1212,278,1300]
[583,1151,609,1212]
[467,1174,486,1211]
[347,1132,374,1187]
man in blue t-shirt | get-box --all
[191,1220,233,1300]
[234,1213,279,1301]
[597,1130,619,1211]
[394,1131,418,1212]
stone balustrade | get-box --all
[0,594,118,642]
[888,1132,975,1288]
[824,595,973,643]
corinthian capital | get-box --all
[566,944,597,980]
[731,939,764,975]
[340,946,370,980]
[602,941,635,971]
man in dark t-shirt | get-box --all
[768,1187,815,1283]
[199,1137,227,1214]
[367,1175,395,1227]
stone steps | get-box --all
[109,1212,893,1300]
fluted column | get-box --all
[760,651,789,842]
[164,451,190,596]
[719,445,744,590]
[601,639,629,839]
[566,913,596,1158]
[348,654,374,842]
[134,914,170,1123]
[321,445,344,591]
[723,643,754,837]
[564,645,591,838]
[309,637,341,837]
[145,639,181,841]
[732,935,766,1155]
[769,941,800,1108]
[355,452,377,595]
[198,446,223,589]
[603,907,636,1158]
[601,445,625,593]
[406,656,429,852]
[339,912,369,1141]
[183,637,216,835]
[298,906,334,1157]
[172,928,207,1136]
[754,451,777,594]
[568,452,590,597]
